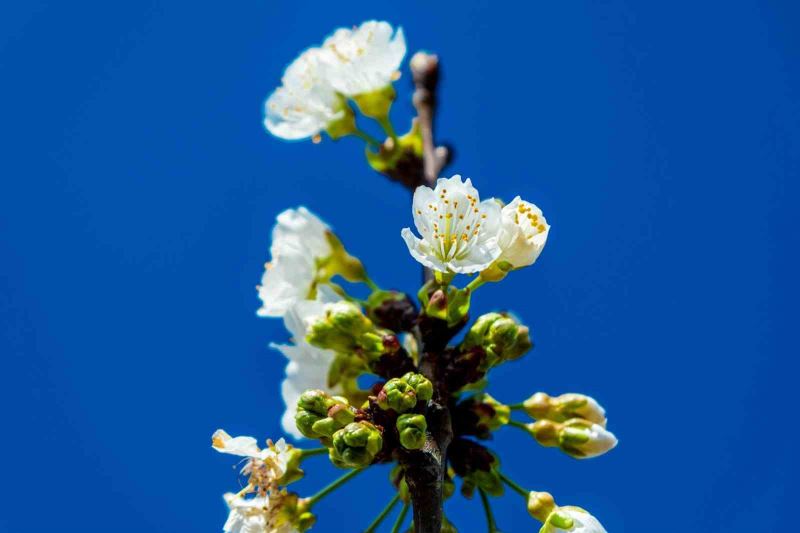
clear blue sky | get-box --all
[1,1,797,532]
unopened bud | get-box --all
[527,491,556,523]
[530,419,618,459]
[397,413,427,450]
[295,390,355,440]
[523,392,607,427]
[330,421,383,468]
[306,301,374,352]
[463,313,532,368]
[377,372,432,412]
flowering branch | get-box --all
[212,18,617,533]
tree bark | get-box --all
[396,52,453,533]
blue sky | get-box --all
[1,1,797,531]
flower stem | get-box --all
[307,468,364,506]
[479,489,501,533]
[364,276,380,292]
[354,128,382,148]
[299,447,327,459]
[498,471,529,499]
[390,502,410,533]
[364,493,401,533]
[508,419,532,433]
[465,275,486,293]
[508,402,527,411]
[377,115,398,144]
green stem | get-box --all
[377,115,398,143]
[299,447,327,459]
[508,402,527,411]
[390,502,410,533]
[508,419,533,433]
[465,275,487,293]
[364,493,401,533]
[479,489,500,533]
[498,471,529,499]
[364,276,380,292]
[307,468,364,506]
[354,128,382,148]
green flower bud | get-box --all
[463,313,532,367]
[522,392,608,427]
[294,511,317,532]
[528,419,618,459]
[306,301,375,352]
[377,378,417,413]
[329,421,383,468]
[295,409,324,439]
[397,413,427,450]
[403,372,434,402]
[298,389,333,416]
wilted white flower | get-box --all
[223,493,298,533]
[401,175,502,273]
[257,207,332,318]
[264,47,348,141]
[321,20,406,97]
[496,196,550,268]
[272,290,342,439]
[541,506,607,533]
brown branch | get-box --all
[410,52,448,187]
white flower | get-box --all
[541,507,607,533]
[496,196,550,268]
[320,20,406,96]
[401,175,502,273]
[212,430,294,492]
[264,47,347,140]
[257,207,332,318]
[272,290,342,439]
[223,494,298,533]
[566,422,618,459]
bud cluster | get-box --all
[376,372,433,413]
[330,421,384,468]
[295,389,358,443]
[461,312,532,369]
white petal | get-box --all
[212,430,261,458]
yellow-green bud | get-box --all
[377,379,415,413]
[294,511,317,532]
[397,413,427,450]
[306,301,375,352]
[329,421,383,468]
[522,392,607,427]
[295,390,355,440]
[463,313,532,368]
[527,491,557,523]
[403,372,434,402]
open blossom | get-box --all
[541,507,607,533]
[272,289,342,439]
[401,175,502,273]
[212,430,293,492]
[496,196,550,268]
[320,20,406,96]
[264,47,347,141]
[223,493,298,533]
[257,207,332,318]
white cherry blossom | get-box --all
[272,289,342,439]
[541,507,607,533]
[401,175,502,273]
[212,430,294,492]
[320,21,406,96]
[264,47,346,140]
[496,196,550,268]
[257,207,332,318]
[223,493,298,533]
